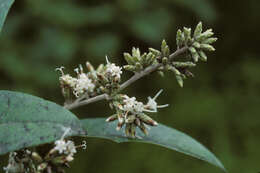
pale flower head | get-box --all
[105,56,122,79]
[74,72,95,97]
[144,89,169,112]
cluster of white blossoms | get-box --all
[105,56,122,80]
[121,90,169,114]
[56,66,95,98]
[53,128,77,161]
[73,68,95,97]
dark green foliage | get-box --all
[82,118,226,171]
[0,90,85,155]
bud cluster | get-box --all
[56,57,123,104]
[161,22,217,87]
[106,90,168,138]
[3,128,86,173]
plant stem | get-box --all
[64,46,188,110]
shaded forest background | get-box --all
[0,0,260,172]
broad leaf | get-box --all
[82,118,226,172]
[0,0,15,32]
[0,90,86,155]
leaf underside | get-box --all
[0,0,15,32]
[82,118,226,172]
[0,90,86,155]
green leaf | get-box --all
[82,118,226,172]
[0,0,15,32]
[0,90,86,155]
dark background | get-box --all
[1,0,260,173]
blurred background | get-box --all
[0,0,260,172]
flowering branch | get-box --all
[57,22,217,138]
[64,46,188,110]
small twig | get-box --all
[65,46,188,110]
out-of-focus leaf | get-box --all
[129,9,173,43]
[81,118,226,172]
[0,90,86,155]
[0,0,15,32]
[167,0,217,22]
[85,33,120,58]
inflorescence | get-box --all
[56,22,217,138]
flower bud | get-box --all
[200,44,215,51]
[161,39,170,57]
[203,37,218,44]
[86,62,94,72]
[199,51,207,61]
[124,53,135,65]
[176,75,184,88]
[176,29,183,47]
[149,48,161,57]
[194,22,202,38]
[124,65,136,72]
[137,113,158,126]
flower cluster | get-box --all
[57,57,123,104]
[3,128,86,173]
[107,90,168,138]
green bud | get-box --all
[124,53,135,65]
[161,39,170,57]
[200,44,215,51]
[32,152,43,163]
[188,47,197,54]
[86,61,94,72]
[176,29,183,47]
[135,62,143,71]
[176,75,184,88]
[149,48,161,57]
[183,27,192,44]
[192,51,199,62]
[192,42,201,49]
[123,65,136,72]
[137,113,158,126]
[196,29,214,42]
[203,37,218,44]
[162,57,168,65]
[140,52,147,64]
[168,66,181,75]
[198,51,207,61]
[172,62,196,68]
[194,21,203,39]
[145,52,156,65]
[96,64,104,73]
[132,47,141,61]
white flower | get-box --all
[54,140,67,154]
[66,140,77,155]
[105,56,122,79]
[56,66,77,87]
[144,89,169,112]
[54,128,77,156]
[74,73,95,97]
[122,95,144,113]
